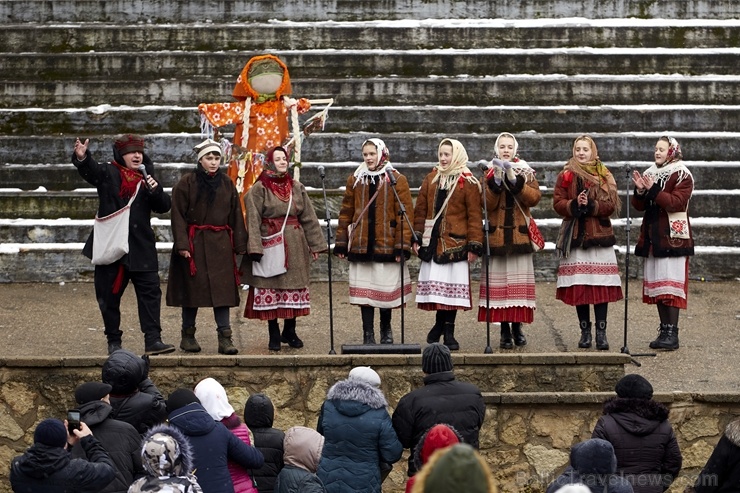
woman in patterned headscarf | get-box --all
[553,135,623,351]
[413,138,483,351]
[241,146,327,351]
[631,136,694,351]
[334,139,414,345]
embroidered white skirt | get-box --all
[349,261,412,308]
[416,260,471,310]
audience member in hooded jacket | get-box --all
[317,366,403,493]
[333,138,414,345]
[10,418,116,493]
[546,438,634,493]
[194,378,259,493]
[72,382,144,493]
[689,418,740,493]
[405,424,462,493]
[128,424,203,493]
[410,443,497,493]
[166,389,264,493]
[591,374,681,493]
[631,136,694,351]
[101,349,168,435]
[478,132,542,349]
[276,426,327,493]
[244,393,285,493]
[392,343,486,477]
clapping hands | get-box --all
[632,170,654,194]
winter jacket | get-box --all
[10,436,116,493]
[72,399,144,493]
[546,439,634,493]
[405,424,463,493]
[317,379,403,493]
[240,179,327,290]
[592,397,681,493]
[102,350,168,434]
[334,171,414,261]
[167,402,264,493]
[392,371,486,476]
[484,170,542,256]
[128,424,203,493]
[413,169,484,263]
[166,169,248,308]
[692,418,740,493]
[221,416,259,493]
[632,169,694,258]
[276,426,326,493]
[72,149,171,270]
[244,393,285,493]
[553,168,618,250]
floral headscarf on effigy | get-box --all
[493,132,536,182]
[352,138,395,188]
[563,134,620,215]
[643,135,693,189]
[432,138,481,192]
[258,146,293,202]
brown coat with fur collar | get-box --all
[484,174,541,256]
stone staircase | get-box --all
[2,0,740,283]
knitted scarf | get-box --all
[114,161,143,200]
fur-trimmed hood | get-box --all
[602,397,669,436]
[725,418,740,447]
[140,424,195,478]
[326,378,388,414]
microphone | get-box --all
[137,164,152,189]
[477,160,490,173]
[317,165,325,179]
[385,167,397,185]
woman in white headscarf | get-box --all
[631,136,694,351]
[334,138,414,345]
[413,138,483,351]
[478,133,541,349]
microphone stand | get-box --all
[620,165,655,365]
[480,167,493,354]
[318,166,336,354]
[386,169,417,344]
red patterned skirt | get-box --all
[243,286,311,320]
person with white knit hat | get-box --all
[166,139,248,355]
[334,138,414,345]
[478,132,542,349]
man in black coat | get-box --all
[391,343,486,477]
[71,381,145,493]
[72,135,174,355]
[10,418,115,493]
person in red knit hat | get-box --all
[405,424,462,493]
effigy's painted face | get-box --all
[248,59,285,94]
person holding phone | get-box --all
[10,418,116,492]
[553,135,623,351]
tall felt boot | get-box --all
[379,308,393,344]
[443,322,460,351]
[180,326,201,353]
[267,319,281,351]
[500,323,513,349]
[595,320,609,350]
[578,321,592,349]
[361,307,376,345]
[512,323,527,347]
[217,326,238,355]
[653,324,679,350]
[649,324,668,349]
[426,311,445,343]
[281,318,304,348]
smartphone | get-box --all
[67,410,81,435]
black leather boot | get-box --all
[443,322,460,351]
[595,320,609,350]
[427,311,445,343]
[649,324,668,349]
[281,318,304,348]
[512,323,527,346]
[379,309,393,344]
[361,307,376,344]
[106,330,123,354]
[267,319,281,351]
[578,321,592,349]
[653,324,679,350]
[144,333,176,355]
[500,323,514,349]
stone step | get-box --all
[1,132,738,165]
[2,21,740,53]
[3,105,740,135]
[3,161,738,192]
[0,243,736,283]
[0,188,733,221]
[3,217,737,248]
[4,76,737,107]
[5,49,740,80]
[1,1,737,23]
